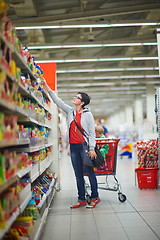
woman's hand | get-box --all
[41,77,47,87]
[89,149,97,159]
[41,78,51,92]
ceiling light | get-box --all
[109,86,146,90]
[88,27,95,42]
[15,22,160,30]
[121,82,138,85]
[148,81,160,84]
[57,88,90,93]
[57,75,160,81]
[58,90,144,94]
[58,82,116,87]
[27,42,157,49]
[36,56,158,63]
[57,67,160,73]
[101,98,118,102]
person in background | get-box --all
[96,119,109,138]
[42,78,100,209]
[95,126,109,157]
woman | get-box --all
[42,79,100,208]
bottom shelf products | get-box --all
[2,170,57,240]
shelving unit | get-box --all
[0,15,58,240]
[156,88,160,185]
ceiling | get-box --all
[5,0,160,118]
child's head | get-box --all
[95,126,104,137]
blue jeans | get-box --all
[70,143,99,202]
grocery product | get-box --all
[134,140,158,168]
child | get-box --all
[95,126,109,157]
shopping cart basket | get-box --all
[85,138,127,203]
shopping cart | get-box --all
[85,138,127,203]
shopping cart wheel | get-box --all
[86,194,91,204]
[118,193,127,202]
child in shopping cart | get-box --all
[95,126,109,157]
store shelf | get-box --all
[0,23,57,240]
[29,197,54,240]
[13,51,34,74]
[30,164,39,183]
[30,157,52,183]
[18,81,51,107]
[30,92,52,115]
[0,33,51,102]
[19,185,32,213]
[0,175,18,194]
[0,98,28,117]
[19,116,52,129]
[46,159,52,169]
[23,144,46,153]
[17,165,32,178]
[0,138,30,149]
[0,99,17,112]
[16,107,29,118]
[0,64,16,82]
[0,177,56,239]
[45,142,54,148]
[0,32,35,80]
[17,82,30,96]
[39,157,49,175]
[0,208,20,239]
[41,207,49,225]
[47,187,56,207]
[50,175,57,188]
[1,143,44,154]
[17,84,52,118]
[0,31,14,51]
[29,216,42,240]
[38,194,47,209]
[17,138,30,145]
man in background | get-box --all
[96,119,109,138]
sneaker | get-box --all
[70,201,86,208]
[86,198,101,208]
[95,198,101,204]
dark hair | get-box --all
[97,119,102,124]
[78,92,90,108]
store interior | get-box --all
[0,1,160,240]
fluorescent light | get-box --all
[58,81,160,88]
[109,86,146,90]
[57,75,160,81]
[144,75,160,78]
[28,42,157,49]
[121,82,138,85]
[57,67,160,73]
[15,22,160,30]
[148,81,160,84]
[36,56,158,63]
[131,57,158,60]
[101,98,118,102]
[58,82,116,87]
[57,88,90,93]
[58,90,144,94]
[110,91,144,94]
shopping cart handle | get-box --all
[95,138,120,143]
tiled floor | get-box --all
[40,151,160,240]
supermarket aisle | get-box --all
[40,150,160,240]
